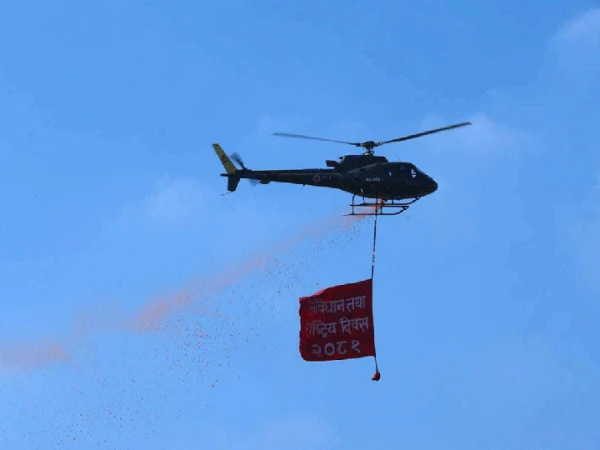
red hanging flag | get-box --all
[299,279,379,379]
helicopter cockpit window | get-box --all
[412,166,427,178]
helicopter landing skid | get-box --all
[345,196,421,216]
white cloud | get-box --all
[541,9,600,299]
[552,8,600,46]
[116,176,214,229]
[206,414,341,450]
[559,164,600,297]
[546,8,600,87]
[143,177,208,226]
[254,415,341,449]
[461,113,537,157]
[415,112,538,160]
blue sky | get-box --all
[1,1,599,448]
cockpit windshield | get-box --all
[413,166,424,178]
[388,162,428,179]
[391,163,426,179]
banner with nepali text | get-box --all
[298,278,376,362]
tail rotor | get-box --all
[231,152,258,186]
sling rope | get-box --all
[370,203,381,381]
[371,205,378,280]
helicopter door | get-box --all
[386,169,394,198]
[389,164,409,198]
[398,164,410,184]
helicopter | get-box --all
[212,121,472,216]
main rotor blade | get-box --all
[272,121,472,152]
[378,122,472,146]
[272,132,359,146]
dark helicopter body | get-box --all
[212,121,470,216]
[215,152,437,200]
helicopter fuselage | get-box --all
[221,154,438,201]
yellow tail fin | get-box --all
[212,143,238,174]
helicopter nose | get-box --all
[429,179,438,193]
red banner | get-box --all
[299,278,376,362]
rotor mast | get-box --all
[358,141,378,156]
